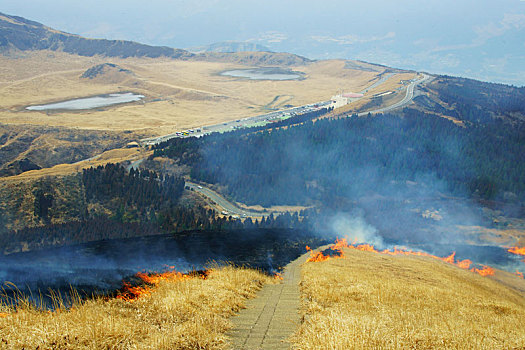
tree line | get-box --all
[1,163,309,254]
[153,89,524,207]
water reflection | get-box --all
[26,92,144,111]
[221,68,303,80]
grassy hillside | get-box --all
[0,266,274,349]
[0,163,193,253]
[0,124,142,177]
[293,247,525,349]
[0,12,192,59]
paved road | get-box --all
[358,73,431,116]
[126,158,144,171]
[73,154,101,165]
[141,71,431,146]
[186,181,273,218]
[228,245,330,349]
[140,100,332,145]
[360,72,395,94]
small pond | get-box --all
[26,92,144,111]
[220,67,303,81]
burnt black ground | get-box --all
[0,228,519,308]
[0,229,329,306]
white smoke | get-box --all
[329,213,385,248]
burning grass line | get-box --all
[0,265,275,349]
[306,238,498,277]
[508,246,525,256]
[116,268,207,302]
[116,265,282,302]
[508,246,525,263]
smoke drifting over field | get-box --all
[323,212,385,248]
[0,230,328,298]
[181,106,524,276]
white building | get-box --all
[330,92,364,109]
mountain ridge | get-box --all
[0,12,310,66]
[0,12,192,59]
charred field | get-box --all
[0,229,328,307]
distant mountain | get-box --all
[194,51,312,66]
[188,41,271,54]
[0,12,193,59]
[0,12,311,66]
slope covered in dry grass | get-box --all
[0,266,273,349]
[293,248,525,349]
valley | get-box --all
[0,9,524,349]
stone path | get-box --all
[228,246,329,349]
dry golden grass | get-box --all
[0,148,151,182]
[292,248,525,349]
[0,266,274,349]
[0,52,383,134]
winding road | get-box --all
[358,73,431,116]
[141,72,431,145]
[186,181,274,218]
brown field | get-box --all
[0,147,150,183]
[0,266,274,349]
[0,52,389,136]
[292,248,525,349]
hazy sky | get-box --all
[2,0,525,85]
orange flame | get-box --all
[274,272,284,281]
[508,246,525,263]
[508,246,525,256]
[306,241,344,262]
[515,270,524,279]
[0,312,9,318]
[135,270,191,285]
[470,265,495,277]
[117,268,204,302]
[116,282,152,301]
[306,238,495,277]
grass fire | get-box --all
[117,267,206,302]
[509,246,525,263]
[0,266,275,349]
[294,242,525,349]
[306,238,499,277]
